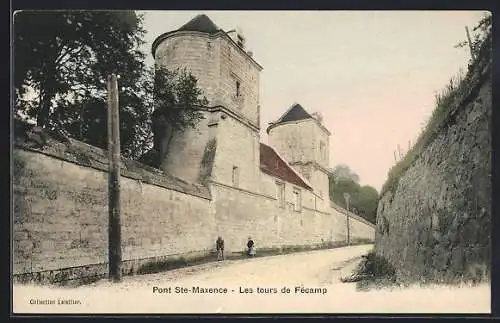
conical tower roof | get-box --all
[177,14,220,34]
[267,103,331,135]
[275,103,313,123]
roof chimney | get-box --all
[311,112,323,124]
[233,26,246,49]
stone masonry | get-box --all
[12,14,375,284]
[375,39,492,283]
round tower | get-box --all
[151,14,263,187]
[152,14,222,105]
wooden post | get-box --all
[346,199,350,246]
[107,74,122,282]
[465,26,476,61]
[276,214,280,244]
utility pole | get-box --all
[107,74,122,282]
[465,26,476,61]
[344,193,351,246]
[276,214,280,245]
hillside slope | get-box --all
[375,38,492,284]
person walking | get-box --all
[216,236,225,261]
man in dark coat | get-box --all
[216,236,225,261]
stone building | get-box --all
[152,15,330,208]
[150,14,374,247]
[12,14,375,284]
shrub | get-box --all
[341,250,397,290]
[136,257,189,275]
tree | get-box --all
[329,164,360,207]
[331,164,360,183]
[14,11,208,161]
[455,13,492,62]
[13,10,149,158]
[330,177,360,207]
[329,164,379,224]
[140,66,208,168]
[351,186,379,223]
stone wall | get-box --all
[309,166,331,212]
[375,49,492,283]
[13,148,214,284]
[210,112,261,193]
[330,203,376,243]
[12,128,375,285]
[210,179,374,253]
[13,21,377,286]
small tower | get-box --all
[267,103,331,200]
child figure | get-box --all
[247,237,256,257]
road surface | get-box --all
[13,244,490,314]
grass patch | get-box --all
[380,26,491,197]
[340,250,397,290]
[380,72,465,197]
[137,256,189,275]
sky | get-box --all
[139,10,487,192]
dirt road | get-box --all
[13,244,490,314]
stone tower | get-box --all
[152,14,263,190]
[267,104,331,202]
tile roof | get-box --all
[259,143,312,190]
